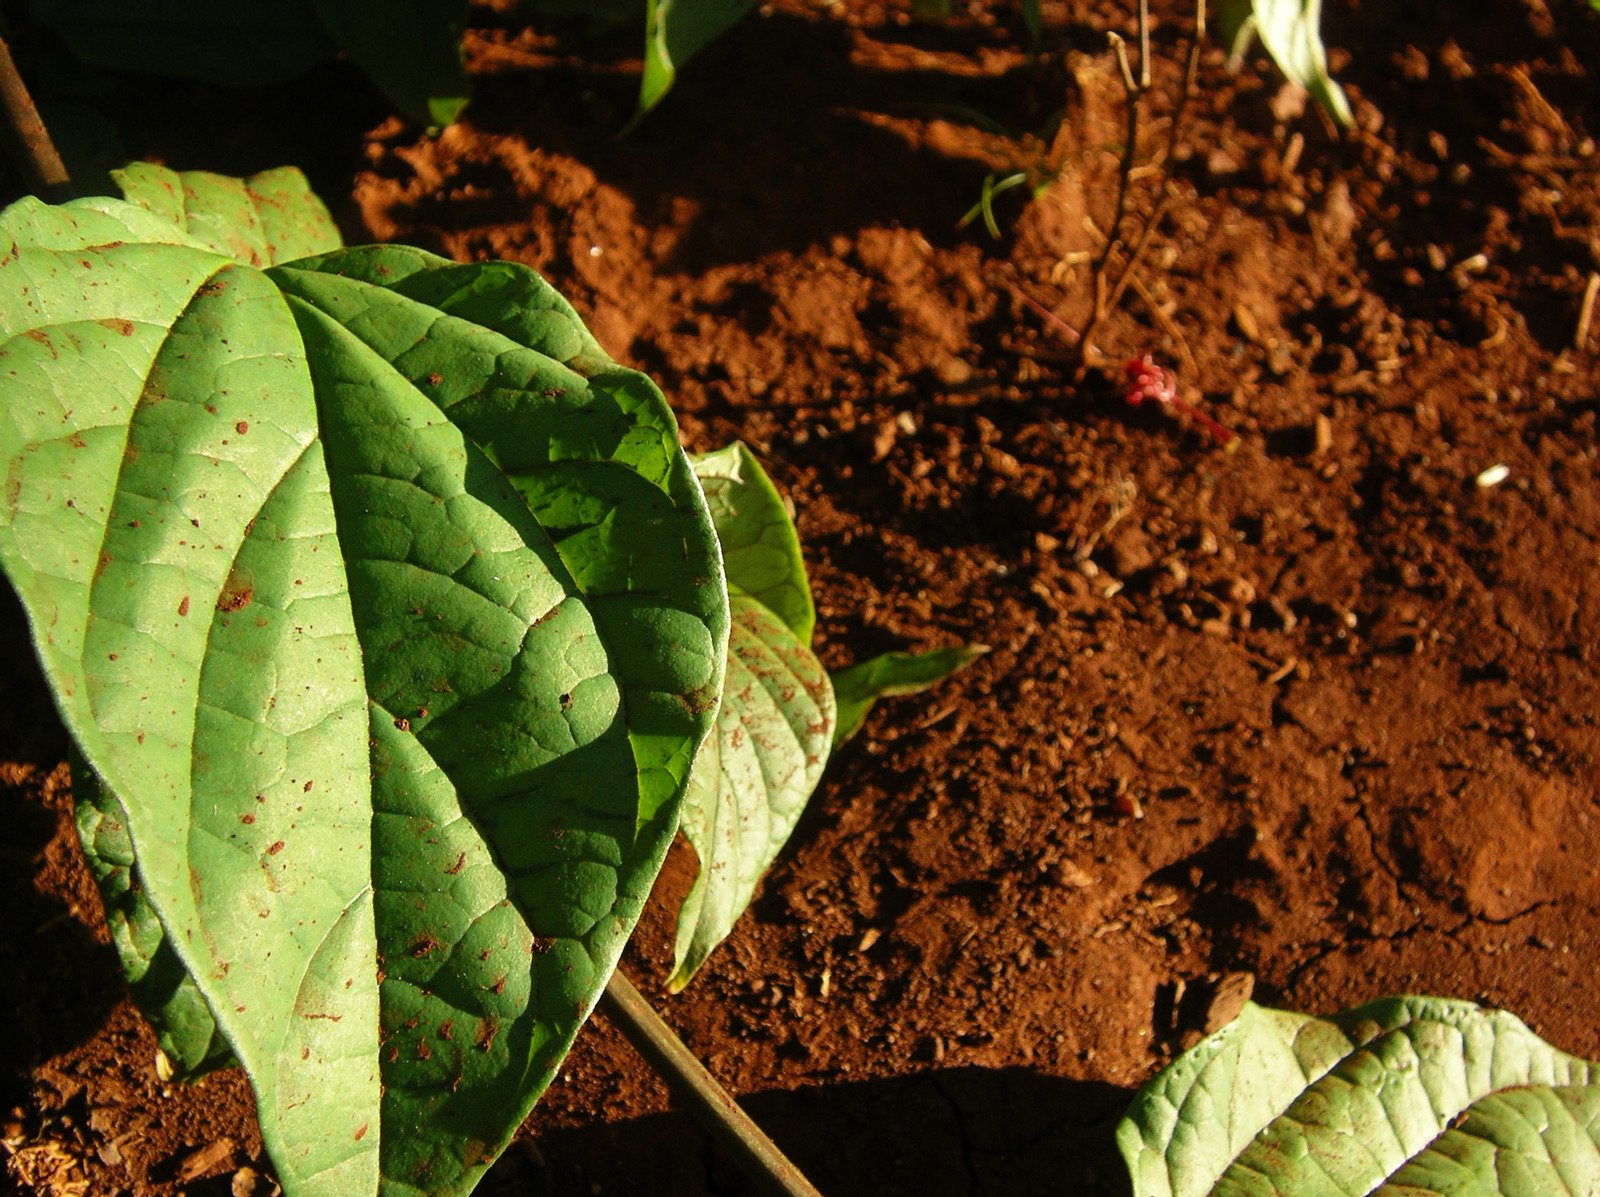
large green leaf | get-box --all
[691,441,813,645]
[637,0,758,121]
[35,0,469,127]
[1119,996,1600,1197]
[830,644,988,744]
[668,595,832,992]
[112,163,342,267]
[0,195,726,1196]
[1217,0,1353,129]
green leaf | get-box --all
[1216,0,1354,129]
[0,195,726,1196]
[1118,996,1600,1197]
[36,0,469,128]
[1020,0,1042,42]
[74,763,235,1079]
[113,163,343,267]
[636,0,758,121]
[667,595,833,991]
[691,442,814,645]
[830,644,988,744]
[309,0,471,128]
[34,0,333,86]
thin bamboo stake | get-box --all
[0,35,72,202]
[599,971,825,1197]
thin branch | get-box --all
[0,35,73,202]
[599,972,825,1197]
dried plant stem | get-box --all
[1074,0,1205,368]
[600,972,824,1197]
[0,35,73,202]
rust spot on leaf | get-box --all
[177,595,190,617]
[267,840,285,855]
[97,318,135,337]
[475,1018,500,1052]
[409,934,439,957]
[445,852,466,875]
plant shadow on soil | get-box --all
[488,1065,1133,1197]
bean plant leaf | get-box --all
[691,441,814,645]
[34,0,469,127]
[0,194,726,1196]
[112,163,342,268]
[33,0,332,86]
[75,764,236,1078]
[1216,0,1354,129]
[664,444,832,991]
[667,595,832,992]
[637,0,758,121]
[830,644,988,744]
[309,0,470,129]
[1118,995,1600,1197]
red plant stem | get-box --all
[1011,284,1081,344]
[1169,396,1237,446]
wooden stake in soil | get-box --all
[0,36,73,202]
[600,972,825,1197]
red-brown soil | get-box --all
[4,1,1600,1194]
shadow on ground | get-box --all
[491,1065,1133,1197]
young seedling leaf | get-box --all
[1216,0,1354,129]
[692,441,814,645]
[636,0,758,121]
[667,595,833,992]
[0,194,726,1196]
[113,163,342,267]
[1118,995,1600,1197]
[830,644,988,744]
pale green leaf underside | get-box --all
[830,644,988,744]
[0,196,725,1196]
[668,595,832,991]
[691,441,814,645]
[1118,996,1600,1197]
[1217,0,1353,129]
[113,162,342,268]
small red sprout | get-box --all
[1122,352,1236,448]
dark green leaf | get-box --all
[34,0,332,86]
[75,763,234,1079]
[310,0,471,128]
